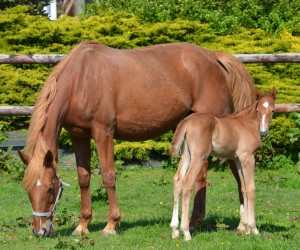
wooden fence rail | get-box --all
[1,53,300,64]
[0,104,299,116]
[0,53,299,116]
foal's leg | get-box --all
[94,127,120,235]
[71,136,92,235]
[170,159,184,239]
[236,157,259,235]
[170,142,190,238]
[228,160,245,232]
[240,156,259,235]
[189,160,208,230]
[181,158,206,241]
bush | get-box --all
[0,5,299,169]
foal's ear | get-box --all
[255,88,262,100]
[44,150,54,168]
[271,86,277,99]
[18,149,29,166]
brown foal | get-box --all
[170,87,276,241]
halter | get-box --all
[32,177,70,218]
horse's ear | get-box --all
[271,86,277,99]
[44,150,54,168]
[255,88,262,100]
[18,149,29,166]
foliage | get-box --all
[0,1,51,16]
[0,5,299,168]
[96,0,300,35]
[256,114,300,168]
[0,125,25,180]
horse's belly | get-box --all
[114,112,188,141]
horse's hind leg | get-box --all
[94,127,120,235]
[189,160,208,230]
[70,135,92,235]
[228,160,245,233]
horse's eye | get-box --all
[48,184,54,193]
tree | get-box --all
[0,0,52,15]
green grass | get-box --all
[0,165,299,249]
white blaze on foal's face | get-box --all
[261,101,269,131]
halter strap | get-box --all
[32,178,70,218]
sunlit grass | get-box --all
[0,166,299,249]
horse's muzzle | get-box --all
[32,223,54,237]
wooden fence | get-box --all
[1,53,300,64]
[0,53,299,116]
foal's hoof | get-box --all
[172,228,180,239]
[72,225,90,236]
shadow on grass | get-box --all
[54,215,289,237]
[191,215,289,236]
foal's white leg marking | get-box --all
[237,204,246,232]
[170,200,180,238]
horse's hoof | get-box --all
[172,229,179,239]
[183,231,192,241]
[237,226,246,233]
[72,225,89,236]
[251,228,260,235]
[102,229,117,236]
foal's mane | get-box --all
[227,92,275,118]
[215,52,256,111]
[23,41,89,191]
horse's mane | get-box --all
[214,52,256,112]
[22,41,90,191]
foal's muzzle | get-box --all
[259,129,269,138]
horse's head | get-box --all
[18,149,62,237]
[255,86,276,138]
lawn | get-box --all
[0,164,299,249]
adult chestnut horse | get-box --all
[18,40,256,237]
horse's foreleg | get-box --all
[71,136,92,235]
[241,156,259,235]
[228,160,245,233]
[189,160,208,230]
[94,128,120,235]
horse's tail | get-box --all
[215,52,256,111]
[169,119,190,157]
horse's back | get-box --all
[58,41,235,140]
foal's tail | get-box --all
[215,52,256,111]
[169,119,190,157]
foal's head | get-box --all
[18,150,61,237]
[255,87,276,137]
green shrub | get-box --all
[0,5,299,169]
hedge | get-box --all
[0,5,299,167]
